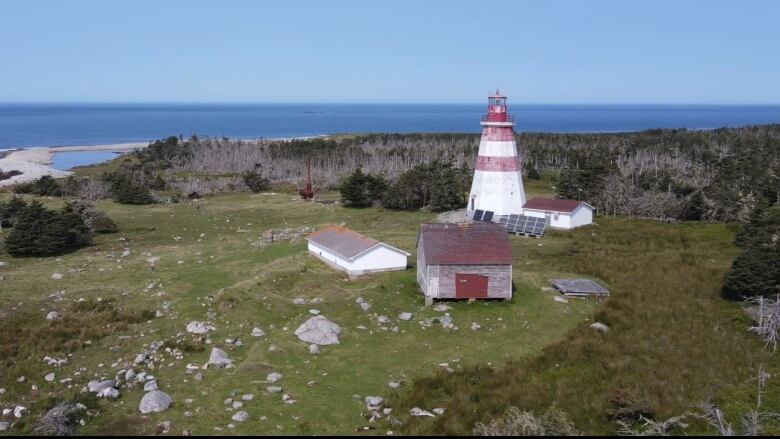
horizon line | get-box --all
[2,101,780,107]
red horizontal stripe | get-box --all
[481,126,515,141]
[475,156,520,172]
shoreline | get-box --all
[0,143,147,187]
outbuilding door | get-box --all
[455,273,489,299]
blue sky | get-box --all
[1,0,778,104]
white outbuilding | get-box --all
[306,225,410,277]
[523,197,594,230]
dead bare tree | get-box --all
[746,295,780,352]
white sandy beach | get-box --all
[0,142,146,187]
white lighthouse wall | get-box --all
[469,136,527,217]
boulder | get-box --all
[14,406,27,418]
[266,372,282,383]
[399,312,413,321]
[46,311,61,321]
[231,411,249,422]
[208,348,232,368]
[144,380,158,392]
[31,403,86,436]
[365,396,384,410]
[186,321,214,335]
[139,390,172,414]
[97,388,120,399]
[87,380,116,394]
[44,373,56,382]
[294,316,341,346]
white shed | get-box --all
[523,197,594,230]
[306,225,410,277]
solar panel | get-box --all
[472,209,484,222]
[496,216,509,225]
[482,211,494,223]
[502,214,547,237]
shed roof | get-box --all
[307,225,409,260]
[419,223,513,265]
[551,278,610,296]
[523,197,591,214]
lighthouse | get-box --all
[468,90,526,218]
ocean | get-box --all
[1,103,779,170]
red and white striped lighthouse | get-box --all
[468,90,526,218]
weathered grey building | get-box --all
[416,223,513,300]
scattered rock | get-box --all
[87,380,116,394]
[292,298,306,305]
[44,372,56,382]
[251,327,265,337]
[360,302,371,312]
[409,407,435,417]
[134,353,148,365]
[294,316,341,346]
[433,304,450,312]
[388,381,401,389]
[97,388,120,399]
[267,386,283,394]
[433,408,446,415]
[399,312,413,321]
[46,311,61,321]
[309,344,320,355]
[266,372,282,383]
[51,273,64,280]
[590,322,609,332]
[231,411,249,422]
[553,296,569,303]
[14,406,28,418]
[186,321,214,334]
[208,348,233,368]
[156,421,171,434]
[144,380,158,392]
[241,394,254,401]
[377,315,391,324]
[139,390,173,414]
[365,396,384,411]
[471,322,482,331]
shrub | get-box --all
[14,175,63,196]
[339,168,388,207]
[242,171,271,193]
[104,172,155,205]
[0,196,27,228]
[66,201,118,234]
[5,201,92,257]
[382,161,468,212]
[473,407,579,436]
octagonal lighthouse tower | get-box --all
[468,90,526,218]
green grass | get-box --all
[1,186,775,435]
[0,191,597,435]
[395,218,780,435]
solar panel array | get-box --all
[472,209,485,222]
[498,214,547,237]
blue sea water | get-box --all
[2,103,780,170]
[2,103,780,150]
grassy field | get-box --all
[0,179,604,435]
[0,172,776,435]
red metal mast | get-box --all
[299,159,314,200]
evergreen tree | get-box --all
[339,168,388,208]
[722,206,780,300]
[0,196,28,228]
[6,201,92,257]
[242,171,271,193]
[382,162,467,212]
[526,165,541,180]
[105,173,155,205]
[680,190,708,221]
[555,167,582,200]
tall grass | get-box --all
[396,218,774,435]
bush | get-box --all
[242,171,271,193]
[339,168,388,207]
[66,201,118,234]
[0,196,27,228]
[5,201,92,257]
[473,407,579,436]
[383,162,468,212]
[104,172,155,205]
[14,175,63,196]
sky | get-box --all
[1,0,778,104]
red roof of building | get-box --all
[307,225,380,259]
[419,223,513,266]
[523,197,588,214]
